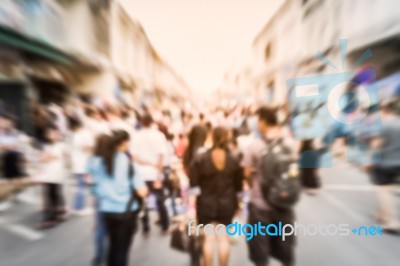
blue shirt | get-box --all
[88,153,146,213]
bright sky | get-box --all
[121,0,283,94]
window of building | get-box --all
[265,43,271,60]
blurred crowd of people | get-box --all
[0,94,399,266]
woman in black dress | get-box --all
[189,127,243,266]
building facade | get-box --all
[226,0,400,106]
[0,0,190,132]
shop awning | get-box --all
[0,25,74,65]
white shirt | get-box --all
[109,119,130,131]
[39,143,67,184]
[132,127,168,181]
[164,141,177,166]
[48,104,68,137]
[85,118,110,136]
[70,129,94,174]
[0,130,20,150]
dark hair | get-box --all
[157,122,169,139]
[44,124,59,144]
[238,119,250,135]
[93,134,111,157]
[300,139,314,152]
[98,108,107,121]
[68,116,82,131]
[121,109,130,119]
[205,121,212,131]
[101,130,130,176]
[85,107,96,118]
[199,113,205,121]
[183,125,207,168]
[105,106,120,117]
[212,127,229,150]
[0,111,15,121]
[231,138,238,147]
[79,94,92,103]
[231,128,239,140]
[48,110,58,122]
[257,106,278,126]
[381,99,397,113]
[141,113,153,127]
[166,132,174,141]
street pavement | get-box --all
[0,159,399,266]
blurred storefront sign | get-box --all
[0,62,24,82]
[0,24,73,65]
[0,45,23,81]
[23,64,64,82]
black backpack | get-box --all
[259,138,301,209]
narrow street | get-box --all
[1,161,399,266]
[1,1,400,266]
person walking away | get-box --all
[163,132,179,216]
[189,127,243,266]
[69,117,94,215]
[228,130,243,161]
[0,113,28,211]
[36,125,68,229]
[179,123,208,266]
[88,134,111,266]
[131,113,170,234]
[299,139,321,195]
[89,130,147,266]
[32,104,54,149]
[367,100,400,233]
[242,107,296,266]
[157,120,181,216]
[175,133,188,159]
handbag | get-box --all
[170,220,202,266]
[170,223,190,252]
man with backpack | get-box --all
[242,106,300,266]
